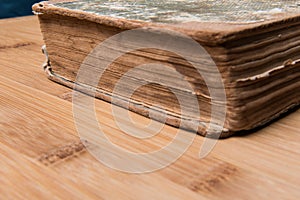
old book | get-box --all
[33,0,300,138]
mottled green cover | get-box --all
[54,0,300,23]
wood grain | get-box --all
[0,16,300,199]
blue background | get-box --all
[0,0,41,19]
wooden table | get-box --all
[0,16,299,199]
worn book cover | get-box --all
[33,0,300,137]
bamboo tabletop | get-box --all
[0,16,299,199]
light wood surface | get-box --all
[0,16,299,199]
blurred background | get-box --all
[0,0,41,19]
